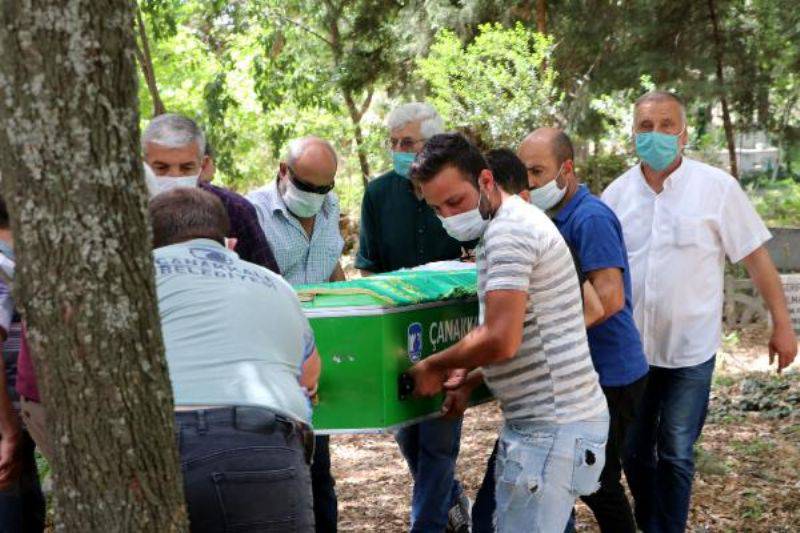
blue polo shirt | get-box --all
[553,185,649,387]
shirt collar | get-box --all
[553,184,590,225]
[636,156,688,194]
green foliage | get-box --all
[134,0,800,219]
[748,179,800,228]
[578,153,632,195]
[417,23,561,148]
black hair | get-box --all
[148,188,230,248]
[552,131,575,167]
[486,148,528,195]
[411,133,488,187]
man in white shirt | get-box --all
[602,90,797,533]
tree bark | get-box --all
[707,0,739,179]
[325,0,372,185]
[344,90,373,188]
[0,1,188,531]
[536,0,547,34]
[134,6,167,116]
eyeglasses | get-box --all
[287,166,335,195]
[389,137,425,151]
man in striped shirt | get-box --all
[408,134,609,532]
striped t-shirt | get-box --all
[478,195,607,424]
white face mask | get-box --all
[282,178,326,218]
[529,163,566,211]
[143,163,161,198]
[437,193,490,242]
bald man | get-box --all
[516,128,649,533]
[248,136,345,532]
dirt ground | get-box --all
[331,325,800,532]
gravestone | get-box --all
[782,274,800,334]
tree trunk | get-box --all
[344,91,372,188]
[536,0,547,34]
[0,1,188,531]
[324,0,372,186]
[135,6,167,116]
[707,0,739,179]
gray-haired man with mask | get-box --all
[248,136,345,532]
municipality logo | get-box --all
[407,322,423,362]
[189,247,234,264]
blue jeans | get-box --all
[494,416,609,533]
[395,416,464,532]
[0,430,45,533]
[624,355,715,533]
[176,407,315,532]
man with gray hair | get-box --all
[248,136,344,532]
[142,113,280,274]
[355,103,470,532]
[602,90,797,532]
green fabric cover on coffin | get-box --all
[297,267,491,434]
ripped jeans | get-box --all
[495,416,609,532]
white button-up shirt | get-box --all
[602,157,770,368]
[247,182,344,286]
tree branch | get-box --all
[260,8,333,48]
[358,87,374,121]
[135,7,166,116]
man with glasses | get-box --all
[356,103,471,533]
[248,137,345,532]
[602,91,797,533]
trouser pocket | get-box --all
[213,468,297,532]
[496,430,554,509]
[570,437,607,496]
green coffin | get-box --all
[297,267,491,434]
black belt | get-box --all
[175,406,315,464]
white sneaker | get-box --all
[446,493,472,533]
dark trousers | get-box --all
[176,407,315,532]
[624,356,715,533]
[0,430,45,533]
[311,435,338,532]
[473,374,649,533]
[471,440,498,533]
[579,373,648,532]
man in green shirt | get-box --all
[356,103,466,275]
[355,103,470,532]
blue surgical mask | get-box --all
[635,131,682,171]
[393,151,416,179]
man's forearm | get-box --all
[461,368,485,392]
[425,325,512,373]
[744,248,792,326]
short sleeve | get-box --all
[573,214,627,274]
[719,181,771,263]
[355,187,380,271]
[302,327,316,362]
[483,222,538,293]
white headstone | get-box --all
[781,274,800,334]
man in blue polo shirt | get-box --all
[517,128,649,533]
